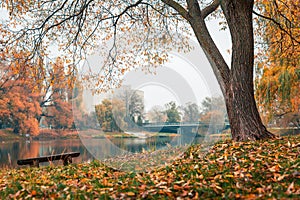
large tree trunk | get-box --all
[225,79,274,141]
[186,0,275,141]
[220,0,274,141]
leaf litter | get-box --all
[0,135,299,199]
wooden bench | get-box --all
[17,152,80,167]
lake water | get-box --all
[0,136,211,168]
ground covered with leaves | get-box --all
[1,135,299,199]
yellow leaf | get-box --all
[127,191,135,196]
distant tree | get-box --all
[71,83,90,129]
[165,101,181,123]
[200,96,227,133]
[0,79,41,135]
[0,41,80,137]
[42,58,75,129]
[113,86,144,126]
[95,99,125,132]
[46,99,73,129]
[128,91,144,124]
[201,97,223,114]
[182,102,200,122]
[0,55,42,135]
[112,99,127,131]
[85,112,99,129]
[96,99,113,132]
[147,105,166,123]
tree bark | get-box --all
[185,0,275,141]
[220,0,274,141]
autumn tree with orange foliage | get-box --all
[0,57,42,135]
[0,52,76,134]
[0,84,41,135]
[255,0,300,128]
[43,58,75,129]
[95,99,126,132]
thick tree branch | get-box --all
[202,0,220,19]
[161,0,189,20]
[173,0,230,93]
[186,0,201,19]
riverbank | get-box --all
[0,135,299,199]
[0,128,192,141]
[1,127,298,142]
[268,127,300,136]
[0,129,80,141]
[0,129,23,141]
[0,129,134,141]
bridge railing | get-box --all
[142,121,230,127]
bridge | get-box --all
[142,122,230,133]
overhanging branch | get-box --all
[202,0,220,19]
[114,0,143,26]
[161,0,189,20]
[253,10,300,44]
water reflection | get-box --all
[0,139,92,168]
[80,137,176,160]
[0,136,208,169]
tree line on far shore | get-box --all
[91,92,228,134]
[0,56,228,136]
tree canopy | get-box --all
[200,96,227,133]
[255,0,299,127]
[165,101,181,123]
[182,102,200,122]
[0,52,75,134]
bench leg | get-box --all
[31,160,39,167]
[63,156,72,166]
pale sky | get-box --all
[123,18,231,111]
[80,17,231,113]
[122,53,211,111]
